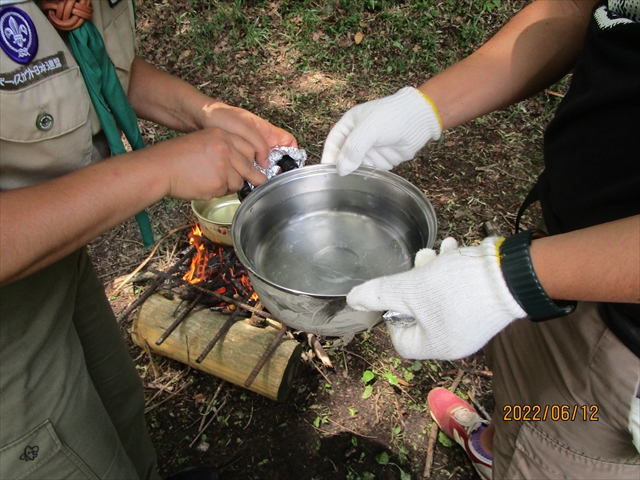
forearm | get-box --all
[0,149,168,286]
[420,0,597,130]
[128,56,215,132]
[530,216,640,304]
[127,56,297,166]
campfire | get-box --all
[181,224,257,311]
[120,223,301,402]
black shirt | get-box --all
[538,1,640,356]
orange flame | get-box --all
[183,224,211,284]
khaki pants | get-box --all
[485,302,640,479]
[0,249,159,479]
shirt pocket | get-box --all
[0,419,98,479]
[504,421,640,479]
[0,66,93,190]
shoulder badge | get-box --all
[0,5,38,64]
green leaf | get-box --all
[384,372,398,386]
[400,469,412,480]
[412,360,422,372]
[403,369,414,382]
[351,435,358,447]
[362,385,373,399]
[438,431,455,447]
[375,452,389,465]
[362,370,375,383]
[313,417,321,428]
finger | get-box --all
[226,137,268,187]
[439,237,459,254]
[414,248,437,268]
[346,275,412,315]
[252,118,299,152]
[322,118,353,165]
[386,322,431,360]
[361,149,395,171]
[336,118,379,175]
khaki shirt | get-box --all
[0,0,136,190]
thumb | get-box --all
[347,275,406,314]
[321,110,358,165]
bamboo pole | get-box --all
[132,294,302,402]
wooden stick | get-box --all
[424,369,465,478]
[423,422,439,478]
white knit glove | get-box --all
[321,87,442,176]
[346,237,527,360]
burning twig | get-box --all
[244,323,288,388]
[117,245,197,323]
[174,275,272,319]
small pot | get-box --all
[232,164,437,336]
[191,194,241,246]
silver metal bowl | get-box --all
[191,194,241,246]
[232,164,437,336]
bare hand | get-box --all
[199,102,297,168]
[151,127,268,200]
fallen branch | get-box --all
[424,369,464,478]
[544,89,565,98]
[423,422,439,478]
[326,417,376,439]
[308,334,333,368]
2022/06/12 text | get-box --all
[503,404,600,422]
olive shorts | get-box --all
[0,249,160,479]
[485,302,640,479]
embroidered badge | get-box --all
[0,51,67,90]
[20,445,39,461]
[0,5,38,64]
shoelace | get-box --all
[450,405,488,435]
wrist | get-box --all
[414,88,443,133]
[499,230,576,321]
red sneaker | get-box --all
[427,387,492,480]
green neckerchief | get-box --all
[68,20,154,248]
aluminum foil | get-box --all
[244,146,307,193]
[382,311,417,328]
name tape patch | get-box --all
[0,51,68,90]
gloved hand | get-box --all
[346,237,527,360]
[321,87,442,176]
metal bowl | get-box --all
[232,164,437,336]
[191,194,241,246]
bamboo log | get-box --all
[132,294,302,402]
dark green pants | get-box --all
[0,249,159,479]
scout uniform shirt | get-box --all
[0,0,136,190]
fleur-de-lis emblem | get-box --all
[4,16,28,48]
[20,445,39,461]
[0,6,38,64]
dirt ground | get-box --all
[88,1,565,478]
